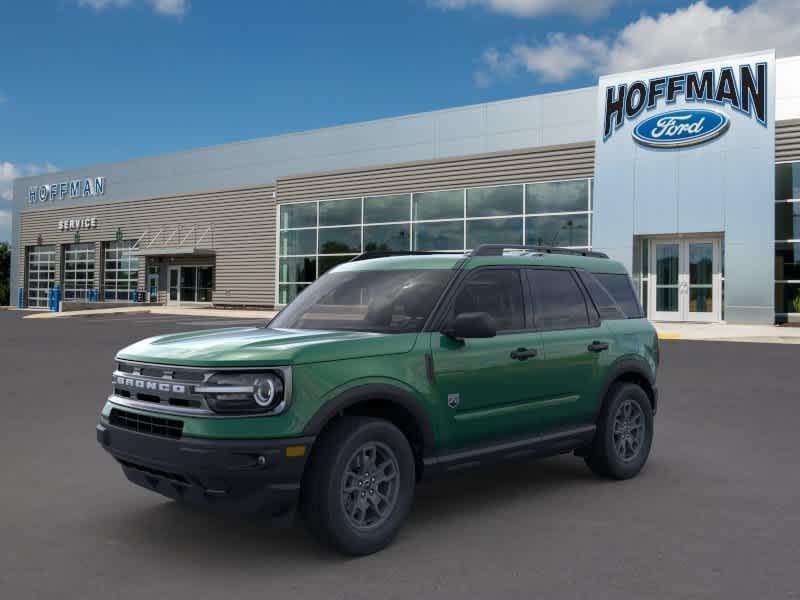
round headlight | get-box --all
[254,377,277,407]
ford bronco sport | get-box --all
[97,244,658,555]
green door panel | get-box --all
[430,331,553,449]
[534,322,615,430]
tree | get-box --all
[0,242,9,306]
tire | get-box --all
[585,382,653,480]
[301,416,416,556]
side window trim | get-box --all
[432,266,533,335]
[524,267,600,332]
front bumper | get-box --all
[97,419,314,516]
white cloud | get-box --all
[430,0,614,18]
[77,0,189,17]
[149,0,189,17]
[476,0,800,84]
[0,162,58,243]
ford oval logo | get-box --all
[632,109,730,149]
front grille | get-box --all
[112,360,209,412]
[109,408,184,439]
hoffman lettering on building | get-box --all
[28,177,106,205]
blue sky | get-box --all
[1,0,798,241]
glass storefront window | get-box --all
[318,226,361,254]
[364,224,410,252]
[197,267,214,302]
[413,221,464,251]
[776,163,800,201]
[775,243,800,281]
[280,229,316,256]
[413,189,463,221]
[279,257,316,282]
[776,282,800,314]
[526,214,589,247]
[526,180,589,214]
[319,198,361,226]
[466,185,523,218]
[466,218,523,247]
[277,178,592,303]
[775,202,800,240]
[280,202,317,229]
[364,194,410,224]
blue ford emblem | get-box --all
[632,109,730,149]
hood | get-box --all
[116,326,419,367]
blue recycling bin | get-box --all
[48,285,61,312]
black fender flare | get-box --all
[302,383,436,455]
[595,359,657,419]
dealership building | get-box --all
[8,49,800,324]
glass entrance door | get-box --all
[168,267,179,305]
[649,238,721,322]
[687,242,715,321]
[652,242,680,321]
[167,266,214,305]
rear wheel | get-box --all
[301,416,415,555]
[585,383,653,480]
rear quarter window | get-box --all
[594,273,644,319]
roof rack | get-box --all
[349,251,450,262]
[471,244,609,259]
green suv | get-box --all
[97,244,658,555]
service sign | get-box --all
[600,56,769,149]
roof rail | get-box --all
[471,244,609,259]
[349,251,449,262]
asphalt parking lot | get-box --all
[1,310,799,600]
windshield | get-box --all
[269,269,453,333]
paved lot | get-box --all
[1,310,798,600]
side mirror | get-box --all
[444,312,497,339]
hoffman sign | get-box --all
[28,176,105,205]
[603,62,768,147]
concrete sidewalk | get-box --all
[653,321,800,343]
[22,306,277,320]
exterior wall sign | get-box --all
[603,62,768,147]
[28,176,105,205]
[632,108,730,149]
[58,216,97,232]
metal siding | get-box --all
[776,120,800,163]
[274,142,595,203]
[17,185,276,307]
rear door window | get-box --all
[527,269,590,330]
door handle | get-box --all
[510,348,538,360]
[588,341,609,352]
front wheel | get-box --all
[585,382,653,480]
[301,416,416,555]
